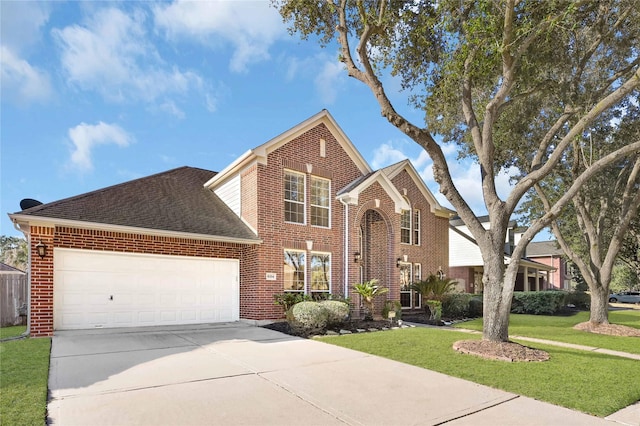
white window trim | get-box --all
[283,249,306,293]
[310,251,331,295]
[284,170,306,225]
[413,209,421,246]
[400,208,412,245]
[413,263,422,308]
[310,176,331,229]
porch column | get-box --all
[523,266,529,291]
[535,268,540,291]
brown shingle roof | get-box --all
[526,241,563,257]
[14,167,260,242]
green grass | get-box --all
[0,337,51,425]
[320,327,640,417]
[453,310,640,355]
[0,325,27,340]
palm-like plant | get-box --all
[352,279,389,320]
[410,275,457,320]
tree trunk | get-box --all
[481,254,513,342]
[589,286,610,325]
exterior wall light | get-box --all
[35,240,47,259]
[354,252,362,263]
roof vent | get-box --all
[20,198,43,210]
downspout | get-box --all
[12,220,30,337]
[340,198,349,298]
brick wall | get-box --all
[29,226,54,337]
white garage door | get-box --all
[54,249,239,330]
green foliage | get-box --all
[352,279,389,320]
[381,300,402,320]
[565,292,591,310]
[441,293,473,319]
[318,300,350,326]
[511,291,567,315]
[410,275,457,319]
[288,301,329,331]
[425,300,442,321]
[468,296,483,318]
[273,292,311,313]
[0,236,28,271]
[610,263,639,292]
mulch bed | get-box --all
[573,321,640,337]
[453,340,550,362]
[262,319,396,338]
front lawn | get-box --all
[320,327,640,417]
[453,310,640,355]
[0,325,27,340]
[0,337,51,425]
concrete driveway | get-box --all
[48,323,614,425]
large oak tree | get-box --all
[274,0,640,342]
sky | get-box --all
[1,1,532,239]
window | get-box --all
[284,250,305,292]
[284,171,305,224]
[400,209,411,244]
[399,263,412,308]
[413,209,421,246]
[310,252,331,298]
[310,176,330,227]
[413,263,422,308]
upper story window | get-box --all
[284,170,305,224]
[310,176,330,228]
[413,209,421,246]
[401,208,411,244]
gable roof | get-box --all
[337,170,410,213]
[526,241,563,257]
[204,110,371,189]
[380,159,454,218]
[9,167,261,244]
[0,262,25,274]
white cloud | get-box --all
[371,141,410,169]
[0,1,50,52]
[153,1,285,73]
[314,60,346,104]
[0,2,52,105]
[52,7,213,110]
[68,122,133,171]
[0,46,52,104]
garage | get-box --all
[53,249,239,330]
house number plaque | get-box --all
[265,273,277,281]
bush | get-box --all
[511,291,567,315]
[442,293,473,319]
[565,292,590,310]
[382,300,402,320]
[468,296,483,317]
[319,300,350,325]
[288,301,329,331]
[274,293,311,313]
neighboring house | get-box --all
[525,241,571,290]
[448,216,555,293]
[9,110,453,337]
[0,262,27,326]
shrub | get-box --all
[511,291,567,315]
[319,300,350,325]
[274,293,311,313]
[382,300,402,320]
[442,293,473,319]
[468,296,483,317]
[565,292,590,310]
[288,301,329,331]
[425,300,443,321]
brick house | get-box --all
[448,216,555,293]
[9,110,452,337]
[525,241,571,290]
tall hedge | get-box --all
[510,291,567,315]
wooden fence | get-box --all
[1,274,28,327]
